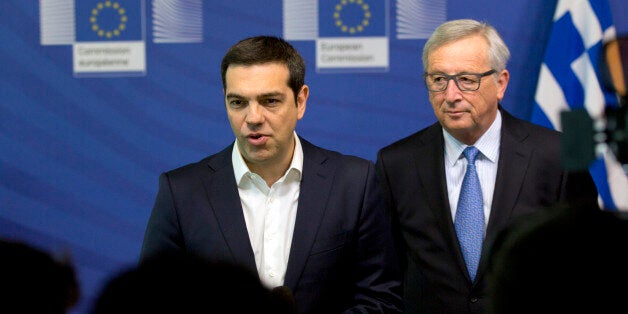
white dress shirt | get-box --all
[232,133,303,288]
[444,111,501,227]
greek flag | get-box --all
[532,0,628,211]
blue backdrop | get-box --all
[2,1,627,313]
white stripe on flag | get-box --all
[568,0,603,49]
[572,52,605,119]
[604,151,628,208]
[534,64,569,130]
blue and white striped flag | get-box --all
[532,0,628,211]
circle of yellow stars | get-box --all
[333,0,371,34]
[90,1,127,38]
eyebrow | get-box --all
[225,92,286,99]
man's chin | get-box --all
[441,119,473,131]
[243,149,273,164]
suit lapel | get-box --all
[284,139,335,290]
[414,124,454,240]
[201,145,258,273]
[485,111,530,236]
[415,124,473,279]
[477,110,531,279]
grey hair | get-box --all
[422,19,510,73]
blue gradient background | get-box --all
[1,1,627,313]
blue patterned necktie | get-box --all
[454,146,485,282]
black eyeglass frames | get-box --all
[423,69,497,92]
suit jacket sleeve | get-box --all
[347,161,404,313]
[292,143,403,313]
[139,172,184,262]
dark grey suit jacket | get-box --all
[375,108,598,313]
[141,138,403,313]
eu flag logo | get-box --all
[318,0,386,37]
[75,0,143,42]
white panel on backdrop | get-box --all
[152,0,203,43]
[396,0,446,39]
[283,0,318,40]
[39,0,75,45]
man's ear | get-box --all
[496,69,509,101]
[297,85,308,119]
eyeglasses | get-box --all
[423,69,496,92]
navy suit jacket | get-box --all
[375,108,598,313]
[141,137,403,313]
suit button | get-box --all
[470,297,479,303]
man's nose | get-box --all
[246,103,264,124]
[443,78,462,101]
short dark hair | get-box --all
[91,251,295,313]
[1,239,79,313]
[220,36,306,100]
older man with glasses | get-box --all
[375,19,599,313]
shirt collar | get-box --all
[443,110,502,165]
[232,131,304,186]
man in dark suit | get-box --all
[140,36,402,313]
[375,19,598,313]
